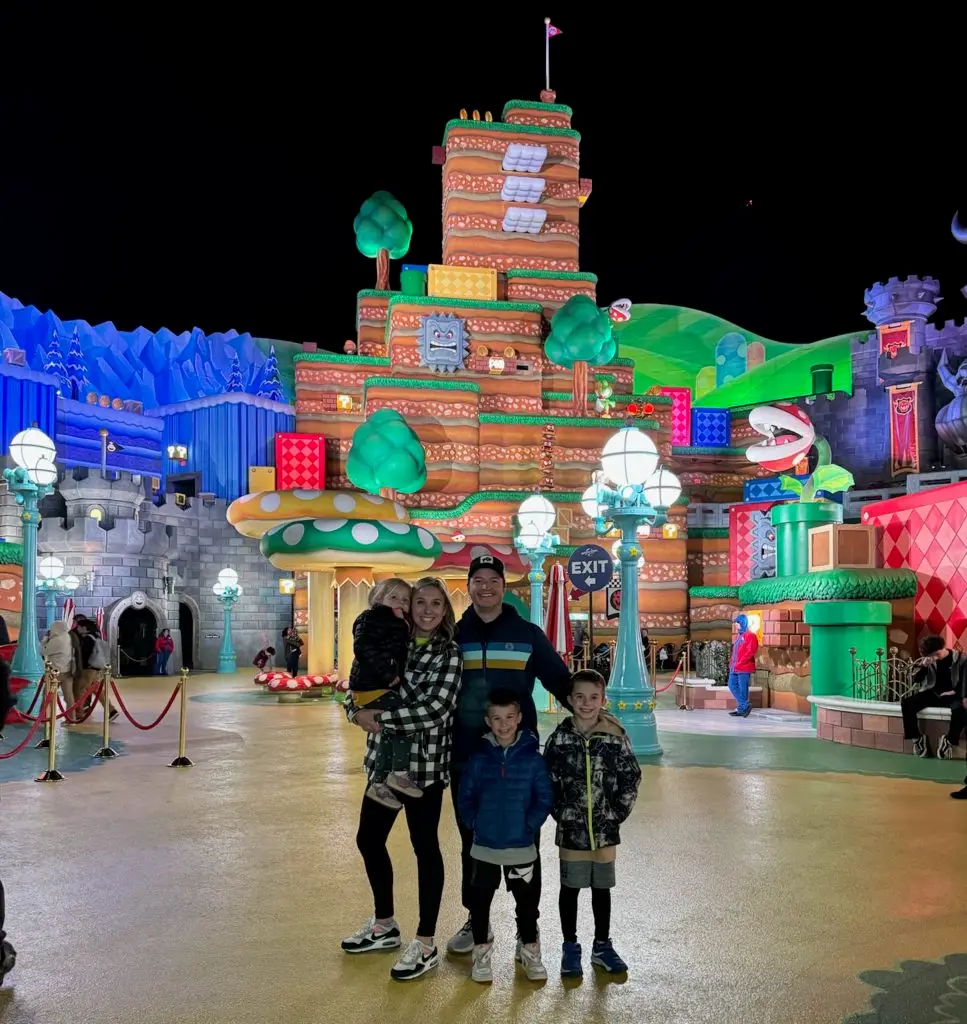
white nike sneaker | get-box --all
[390,939,439,981]
[471,942,493,983]
[340,916,401,954]
[515,940,548,981]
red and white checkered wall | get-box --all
[863,482,967,649]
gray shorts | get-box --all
[560,858,616,890]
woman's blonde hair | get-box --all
[368,578,413,609]
[411,577,456,642]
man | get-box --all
[446,554,572,955]
[728,613,758,719]
[901,635,966,760]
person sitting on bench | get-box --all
[901,635,967,760]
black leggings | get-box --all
[355,782,445,938]
[559,886,611,944]
[451,768,542,916]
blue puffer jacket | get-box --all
[458,730,553,853]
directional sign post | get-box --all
[567,544,615,662]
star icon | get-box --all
[633,701,643,711]
[617,701,627,711]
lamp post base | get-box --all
[218,653,237,674]
[608,694,663,757]
[35,769,64,783]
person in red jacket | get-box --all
[728,614,758,718]
[154,629,175,675]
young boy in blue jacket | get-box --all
[458,688,553,984]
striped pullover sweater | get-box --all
[453,604,572,768]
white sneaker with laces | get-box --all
[938,736,954,760]
[515,940,548,981]
[390,939,439,981]
[913,736,930,758]
[471,942,493,983]
[341,916,401,954]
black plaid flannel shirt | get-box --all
[345,634,463,789]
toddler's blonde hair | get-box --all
[368,578,413,609]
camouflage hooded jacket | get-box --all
[543,715,642,852]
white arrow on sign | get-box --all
[585,577,596,586]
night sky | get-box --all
[2,8,965,347]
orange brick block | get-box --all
[874,732,905,753]
[832,726,852,743]
[824,710,842,727]
[852,730,877,748]
[841,712,863,729]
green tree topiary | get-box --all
[544,295,616,414]
[353,191,413,290]
[346,408,427,495]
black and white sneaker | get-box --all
[913,736,930,758]
[341,916,401,954]
[390,939,440,981]
[938,736,954,760]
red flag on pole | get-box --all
[63,598,75,631]
[95,607,105,637]
[547,23,562,36]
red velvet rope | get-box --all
[22,680,102,723]
[0,693,54,758]
[24,679,44,716]
[109,680,181,731]
[654,656,686,694]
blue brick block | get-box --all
[690,408,731,448]
[743,475,844,504]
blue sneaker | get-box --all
[561,941,583,977]
[591,939,627,974]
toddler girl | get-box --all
[349,579,419,809]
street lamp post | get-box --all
[213,567,242,674]
[4,428,58,700]
[585,426,681,757]
[514,495,559,626]
[36,555,80,629]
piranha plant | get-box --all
[779,445,855,503]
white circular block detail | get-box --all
[352,522,380,545]
[312,519,348,533]
[282,523,305,545]
[333,493,357,513]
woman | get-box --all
[154,629,174,675]
[42,621,76,722]
[341,578,462,982]
[283,627,303,676]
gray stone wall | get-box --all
[31,472,292,674]
[807,336,891,487]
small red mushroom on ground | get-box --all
[255,670,290,691]
[296,674,335,699]
[267,675,313,703]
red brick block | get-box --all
[777,622,796,635]
[818,723,834,740]
[788,635,803,647]
[841,712,864,729]
[707,700,731,710]
[777,610,790,621]
[862,714,890,733]
[824,710,842,727]
[874,732,905,753]
[801,634,811,647]
[796,622,810,634]
[788,608,803,622]
[767,610,780,621]
[832,726,852,744]
[852,730,877,749]
[888,717,905,734]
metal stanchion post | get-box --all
[36,662,53,749]
[169,668,193,768]
[93,667,117,759]
[36,672,64,782]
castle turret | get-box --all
[863,275,941,354]
[863,276,942,474]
